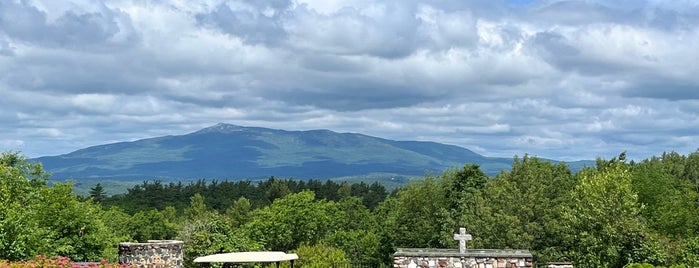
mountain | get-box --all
[33,123,593,181]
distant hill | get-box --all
[33,123,594,183]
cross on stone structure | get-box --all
[453,227,472,254]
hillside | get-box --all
[33,123,592,182]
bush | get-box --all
[291,243,350,268]
[0,152,118,261]
[0,255,132,268]
[626,264,658,268]
[677,236,699,267]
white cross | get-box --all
[453,227,472,253]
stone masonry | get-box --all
[393,248,534,268]
[118,240,184,268]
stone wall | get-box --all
[118,240,184,268]
[394,248,534,268]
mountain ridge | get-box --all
[33,123,593,181]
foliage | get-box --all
[376,176,447,249]
[225,197,252,228]
[677,236,699,267]
[89,183,107,203]
[34,183,115,261]
[323,197,382,266]
[291,243,350,268]
[560,155,647,267]
[179,195,262,268]
[626,264,662,268]
[0,255,132,268]
[632,155,699,237]
[0,152,117,261]
[102,177,387,215]
[437,164,491,250]
[126,209,177,242]
[243,191,340,251]
[626,264,688,268]
[7,148,699,267]
[490,157,575,262]
[99,207,133,246]
[323,229,381,267]
[442,164,487,211]
[0,159,50,260]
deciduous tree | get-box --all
[560,156,648,267]
[244,191,340,251]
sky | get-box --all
[1,0,698,161]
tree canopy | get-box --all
[3,149,699,268]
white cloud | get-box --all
[0,139,24,148]
[71,94,118,113]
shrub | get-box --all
[291,242,350,268]
[0,255,132,268]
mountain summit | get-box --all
[33,123,586,181]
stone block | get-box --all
[118,240,183,268]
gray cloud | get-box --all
[0,1,139,50]
[623,81,699,100]
[1,0,699,162]
[286,3,423,58]
[531,1,618,25]
[0,38,14,56]
[196,2,290,45]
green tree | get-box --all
[89,183,107,203]
[363,182,388,210]
[291,242,350,268]
[442,164,487,211]
[225,196,252,227]
[181,214,262,268]
[127,209,177,242]
[0,151,49,184]
[0,154,50,260]
[244,191,340,251]
[651,185,699,237]
[678,236,699,267]
[685,150,699,193]
[0,152,116,261]
[179,193,261,267]
[560,156,648,267]
[631,157,675,224]
[34,183,114,261]
[337,182,352,200]
[438,164,490,250]
[324,229,381,266]
[0,151,21,166]
[324,196,382,266]
[183,193,214,221]
[266,178,291,202]
[376,176,447,256]
[162,206,179,227]
[100,206,133,241]
[438,157,575,263]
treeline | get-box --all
[384,152,698,268]
[99,177,388,214]
[3,150,699,267]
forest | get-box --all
[2,150,699,268]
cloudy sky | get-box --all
[1,0,698,161]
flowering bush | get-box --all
[0,256,133,268]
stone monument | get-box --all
[118,240,184,268]
[393,228,534,268]
[453,228,472,254]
